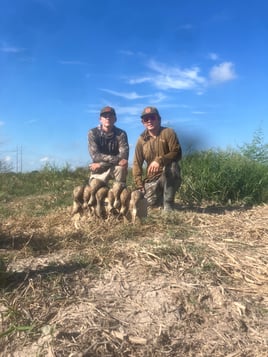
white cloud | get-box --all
[40,157,49,163]
[0,121,4,126]
[151,92,167,103]
[209,62,236,83]
[118,50,135,56]
[0,46,25,53]
[116,106,141,116]
[58,60,86,65]
[25,119,38,124]
[100,88,167,103]
[3,156,11,162]
[208,52,219,61]
[100,88,150,100]
[129,77,151,85]
[133,59,237,91]
[192,111,206,115]
[130,60,206,91]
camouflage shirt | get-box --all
[132,126,182,188]
[88,125,129,167]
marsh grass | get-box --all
[180,150,268,205]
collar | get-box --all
[142,126,163,141]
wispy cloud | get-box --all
[132,59,206,90]
[129,77,152,85]
[119,50,145,58]
[179,24,194,30]
[116,106,141,116]
[192,111,206,115]
[208,52,219,61]
[100,88,167,104]
[24,119,39,125]
[40,157,49,163]
[151,92,167,103]
[0,46,25,53]
[58,60,87,65]
[3,156,11,162]
[209,62,236,83]
[118,50,135,56]
[0,121,4,126]
[33,0,57,11]
[129,58,236,92]
[100,88,150,100]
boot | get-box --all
[163,185,176,211]
[163,162,181,211]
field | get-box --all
[0,195,268,356]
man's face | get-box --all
[100,112,116,131]
[141,114,160,131]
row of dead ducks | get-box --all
[72,178,147,222]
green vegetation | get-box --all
[239,128,268,165]
[180,149,268,205]
[1,147,267,210]
[0,163,87,198]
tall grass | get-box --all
[0,164,87,198]
[0,164,89,216]
[180,150,268,205]
[0,150,267,207]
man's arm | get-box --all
[154,128,182,166]
[117,129,129,161]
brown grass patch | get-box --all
[0,201,267,356]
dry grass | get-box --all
[0,198,267,356]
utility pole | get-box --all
[16,145,19,173]
[20,145,23,172]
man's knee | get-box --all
[144,179,162,207]
[113,165,128,183]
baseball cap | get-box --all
[141,106,160,118]
[100,106,116,116]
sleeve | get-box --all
[155,128,182,166]
[118,129,129,161]
[132,137,145,188]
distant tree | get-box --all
[239,129,268,165]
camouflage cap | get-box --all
[100,106,116,116]
[141,106,160,118]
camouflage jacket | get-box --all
[132,126,182,188]
[88,125,129,168]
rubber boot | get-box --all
[163,162,181,211]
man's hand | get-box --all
[147,160,160,174]
[89,162,101,172]
[118,159,128,168]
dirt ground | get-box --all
[0,203,267,356]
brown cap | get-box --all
[141,106,160,118]
[100,106,116,116]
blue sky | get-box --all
[0,0,267,172]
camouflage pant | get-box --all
[90,165,128,184]
[144,162,181,207]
